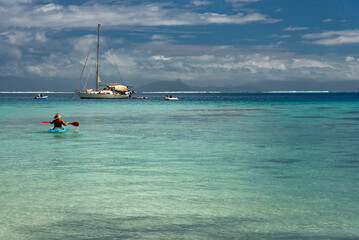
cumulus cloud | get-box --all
[27,62,62,77]
[0,30,46,45]
[1,1,358,89]
[0,0,32,5]
[35,32,47,42]
[34,3,62,13]
[291,59,334,69]
[0,2,279,30]
[74,47,354,84]
[151,55,171,61]
[151,35,168,40]
[344,60,359,79]
[346,56,356,62]
[204,12,279,24]
[148,34,175,45]
[303,30,359,45]
[2,39,358,86]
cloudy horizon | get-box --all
[1,0,359,91]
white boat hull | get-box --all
[77,92,130,99]
[34,96,48,99]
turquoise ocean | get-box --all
[0,92,358,239]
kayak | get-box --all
[50,127,67,133]
[34,96,48,99]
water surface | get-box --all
[1,92,358,239]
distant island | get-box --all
[2,78,359,93]
[136,79,359,92]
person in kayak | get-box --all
[51,113,68,129]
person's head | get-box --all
[54,113,61,119]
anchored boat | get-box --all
[165,96,178,101]
[75,24,135,99]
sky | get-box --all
[1,0,359,91]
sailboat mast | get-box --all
[96,24,100,91]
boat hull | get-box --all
[34,96,48,99]
[77,92,130,99]
[50,127,67,133]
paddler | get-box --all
[51,113,68,129]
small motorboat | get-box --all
[34,95,48,99]
[165,96,178,101]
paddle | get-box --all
[42,121,79,127]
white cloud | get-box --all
[151,35,171,40]
[346,56,356,62]
[291,59,333,69]
[0,0,32,6]
[27,65,42,75]
[1,30,47,45]
[35,32,47,42]
[226,0,260,8]
[323,18,333,23]
[345,60,359,79]
[2,30,29,45]
[303,30,359,39]
[303,30,359,45]
[149,34,175,45]
[204,12,279,24]
[27,63,59,77]
[271,34,290,39]
[112,51,341,83]
[316,36,359,45]
[0,2,279,30]
[284,26,309,31]
[72,35,97,53]
[151,55,171,61]
[192,0,212,7]
[3,41,359,85]
[1,1,358,87]
[34,3,62,13]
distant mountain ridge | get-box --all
[136,80,196,92]
[136,79,359,92]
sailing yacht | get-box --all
[76,24,134,99]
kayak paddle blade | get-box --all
[71,122,79,127]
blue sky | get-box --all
[1,0,359,91]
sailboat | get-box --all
[75,24,135,99]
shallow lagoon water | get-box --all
[0,92,358,239]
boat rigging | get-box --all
[75,24,135,99]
